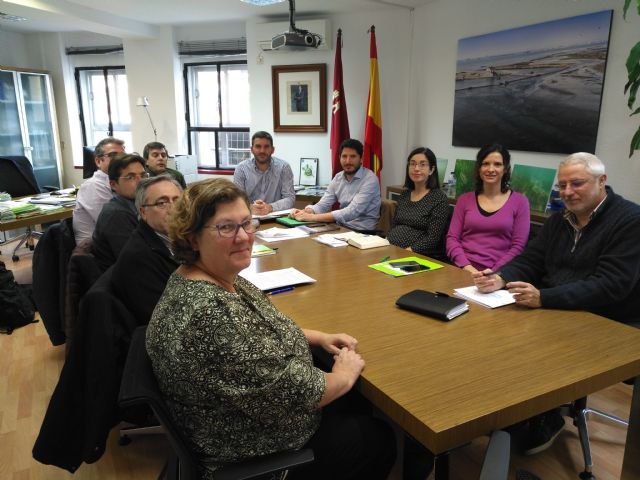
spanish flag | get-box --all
[363,25,382,180]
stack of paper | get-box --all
[453,286,515,308]
[256,226,309,242]
[240,267,316,291]
[313,234,349,247]
[252,209,292,220]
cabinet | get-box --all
[0,67,62,188]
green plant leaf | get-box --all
[631,106,640,116]
[624,0,631,18]
[627,42,640,76]
[628,80,640,109]
[629,127,640,158]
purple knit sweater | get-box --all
[446,191,530,271]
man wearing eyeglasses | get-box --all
[92,154,148,272]
[73,137,125,243]
[473,152,640,455]
[112,176,183,324]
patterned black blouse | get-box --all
[387,188,450,258]
[146,272,325,478]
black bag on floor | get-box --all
[0,260,37,334]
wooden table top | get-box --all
[248,235,640,454]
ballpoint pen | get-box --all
[268,286,295,295]
[379,255,390,263]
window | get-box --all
[185,62,250,170]
[75,67,132,149]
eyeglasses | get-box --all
[557,178,592,191]
[141,198,177,209]
[409,161,430,169]
[204,218,260,238]
[119,172,150,181]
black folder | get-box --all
[396,289,468,321]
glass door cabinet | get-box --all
[0,67,62,189]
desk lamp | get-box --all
[136,96,157,141]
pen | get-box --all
[379,255,390,263]
[268,286,295,295]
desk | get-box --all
[249,237,640,478]
[0,205,74,233]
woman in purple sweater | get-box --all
[446,144,530,273]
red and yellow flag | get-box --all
[330,29,350,178]
[363,25,382,180]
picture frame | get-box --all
[272,64,327,133]
[299,157,318,186]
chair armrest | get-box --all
[479,430,510,480]
[215,448,314,480]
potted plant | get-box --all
[624,0,640,157]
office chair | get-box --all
[82,146,97,179]
[376,198,397,237]
[0,156,58,261]
[120,326,315,480]
[560,393,630,479]
[32,217,76,346]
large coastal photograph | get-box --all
[452,10,613,154]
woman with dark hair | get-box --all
[146,178,396,480]
[387,147,450,258]
[446,143,530,273]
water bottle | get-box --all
[448,173,456,199]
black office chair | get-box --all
[119,326,315,480]
[82,146,97,179]
[0,155,58,261]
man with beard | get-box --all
[290,138,381,233]
[233,131,295,215]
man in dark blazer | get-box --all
[112,175,183,324]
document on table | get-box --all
[453,286,516,308]
[240,267,316,291]
[255,226,309,242]
[252,209,292,220]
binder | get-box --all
[396,289,468,321]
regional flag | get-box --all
[363,25,382,180]
[330,29,350,178]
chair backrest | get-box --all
[32,217,76,346]
[83,146,97,179]
[376,198,397,237]
[0,156,41,197]
[65,238,103,355]
[120,326,197,480]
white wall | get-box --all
[246,8,413,187]
[411,0,640,203]
[0,30,34,67]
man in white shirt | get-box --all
[233,131,295,215]
[290,138,381,232]
[73,137,125,243]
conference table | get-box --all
[247,233,640,479]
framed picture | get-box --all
[272,64,327,133]
[299,157,318,186]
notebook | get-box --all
[396,289,468,321]
[276,217,320,227]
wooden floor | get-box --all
[0,238,633,479]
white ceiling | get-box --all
[0,0,433,38]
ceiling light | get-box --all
[240,0,286,5]
[0,12,28,22]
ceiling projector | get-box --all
[271,30,321,49]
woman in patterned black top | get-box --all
[146,178,395,480]
[387,147,450,259]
